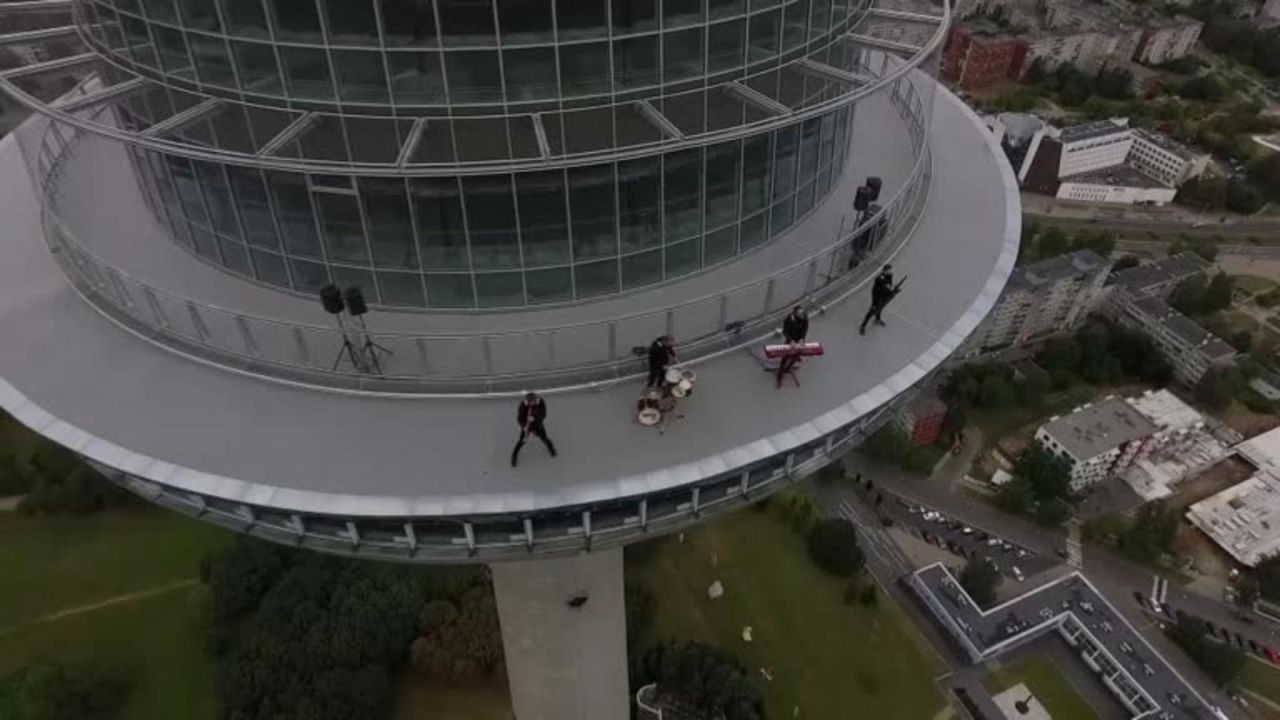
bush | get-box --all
[11,444,129,516]
[959,558,1001,608]
[634,642,764,720]
[2,662,130,720]
[859,584,878,607]
[806,518,865,577]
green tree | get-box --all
[862,424,911,466]
[636,642,764,720]
[1176,175,1227,211]
[1233,574,1260,609]
[1016,365,1052,405]
[979,374,1016,407]
[1172,276,1208,316]
[1203,273,1235,313]
[4,663,130,720]
[1195,369,1239,410]
[1117,501,1179,565]
[1167,615,1245,689]
[807,518,865,577]
[1248,148,1280,201]
[1036,336,1082,374]
[1095,67,1134,99]
[1111,254,1140,273]
[958,557,1001,608]
[1258,555,1280,602]
[1226,178,1265,215]
[1038,226,1070,258]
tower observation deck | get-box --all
[0,0,1018,715]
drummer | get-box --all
[646,335,677,388]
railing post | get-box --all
[293,327,311,366]
[143,287,168,328]
[608,322,618,361]
[665,309,674,338]
[235,315,259,356]
[415,338,430,374]
[187,302,210,342]
[546,330,556,369]
[482,336,494,375]
[762,278,776,314]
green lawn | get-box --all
[628,505,946,719]
[985,656,1098,720]
[1235,275,1277,295]
[1242,657,1280,706]
[0,507,230,719]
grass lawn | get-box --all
[1235,275,1277,294]
[628,504,946,719]
[0,506,230,719]
[1242,657,1280,706]
[985,656,1098,720]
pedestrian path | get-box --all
[1066,518,1084,570]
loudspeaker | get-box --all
[853,185,872,212]
[320,284,344,315]
[865,176,882,202]
[343,286,368,317]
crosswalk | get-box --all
[1065,518,1084,570]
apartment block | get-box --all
[1036,397,1158,491]
[942,25,1030,90]
[1128,128,1209,187]
[1108,291,1238,385]
[1134,19,1203,65]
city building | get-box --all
[0,1,1021,717]
[1057,119,1135,177]
[1036,397,1158,490]
[1133,18,1204,65]
[963,249,1109,355]
[1108,252,1211,301]
[1128,128,1210,187]
[1265,0,1280,20]
[1055,165,1177,206]
[1185,424,1280,567]
[908,564,1224,718]
[896,394,949,446]
[942,24,1029,90]
[1108,292,1238,385]
[1121,389,1230,500]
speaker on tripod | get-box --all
[320,284,365,372]
[343,286,391,375]
[864,176,882,202]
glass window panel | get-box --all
[750,0,780,8]
[741,132,770,213]
[574,259,618,298]
[270,0,322,41]
[445,50,502,103]
[191,225,220,260]
[617,156,660,253]
[380,0,437,47]
[747,9,779,62]
[233,40,282,94]
[612,0,656,33]
[475,272,524,307]
[168,157,209,223]
[281,46,334,99]
[704,225,736,264]
[708,0,743,18]
[621,249,661,289]
[251,248,290,286]
[122,18,158,69]
[359,178,418,269]
[324,0,379,45]
[516,171,570,267]
[267,171,322,258]
[808,0,829,38]
[795,179,815,216]
[664,149,702,241]
[191,34,235,86]
[498,0,553,43]
[463,177,519,270]
[345,117,403,163]
[425,273,474,307]
[334,50,389,103]
[412,178,469,269]
[194,161,240,238]
[740,210,767,249]
[331,266,377,301]
[662,27,703,83]
[556,0,607,40]
[315,192,369,264]
[377,271,426,306]
[221,0,269,36]
[289,257,330,291]
[707,19,744,72]
[771,123,797,200]
[154,26,194,78]
[567,165,617,261]
[295,115,348,161]
[178,0,220,30]
[525,267,573,304]
[613,35,658,90]
[388,51,446,104]
[770,195,794,234]
[704,140,739,229]
[210,109,257,154]
[219,237,252,275]
[663,0,702,28]
[665,237,699,278]
[228,167,281,249]
[141,0,177,22]
[437,0,496,45]
[503,47,557,102]
[559,42,611,96]
[797,116,819,182]
[783,0,808,50]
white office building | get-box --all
[1128,129,1210,187]
[1057,119,1135,177]
[1036,397,1158,491]
[1121,390,1230,500]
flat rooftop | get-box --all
[1041,397,1158,462]
[1060,164,1169,190]
[1110,253,1209,296]
[1006,248,1107,292]
[1060,119,1129,144]
[0,85,1020,517]
[1186,472,1280,567]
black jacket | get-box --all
[517,398,547,428]
[872,272,895,304]
[648,339,675,370]
[782,312,809,343]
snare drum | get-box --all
[680,368,697,384]
[671,383,688,398]
[638,408,662,426]
[665,367,683,385]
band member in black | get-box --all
[782,305,809,344]
[860,265,900,335]
[511,392,556,467]
[646,335,677,388]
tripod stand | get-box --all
[353,315,392,375]
[331,315,366,372]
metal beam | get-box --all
[141,97,223,138]
[795,58,872,86]
[0,51,94,79]
[846,33,922,55]
[0,0,72,15]
[53,76,146,113]
[635,99,684,140]
[0,26,78,47]
[531,113,551,159]
[867,8,945,23]
[395,116,426,167]
[725,82,790,116]
[257,111,317,157]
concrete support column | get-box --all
[491,548,629,720]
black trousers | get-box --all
[512,424,556,464]
[647,364,666,388]
[860,300,888,332]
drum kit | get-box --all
[637,367,696,430]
